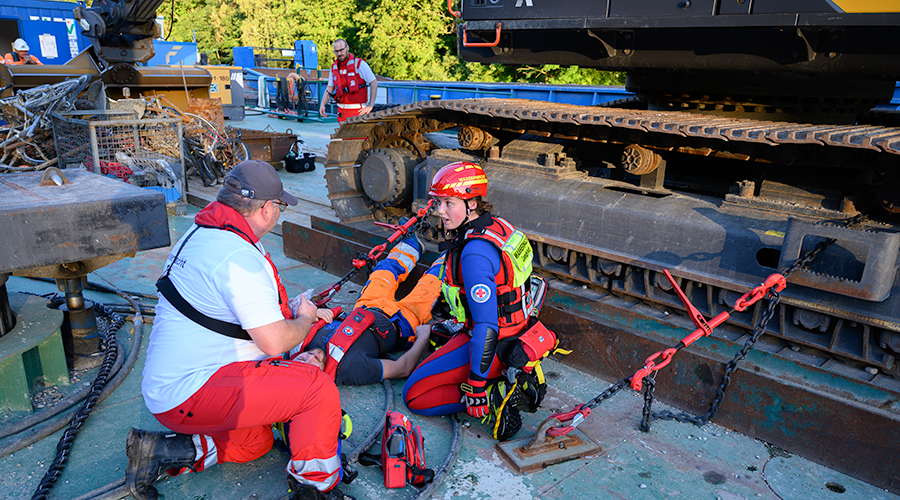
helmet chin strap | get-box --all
[465,198,479,222]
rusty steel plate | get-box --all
[0,169,169,276]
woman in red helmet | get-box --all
[403,161,543,441]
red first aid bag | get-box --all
[360,410,434,488]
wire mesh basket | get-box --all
[51,111,185,207]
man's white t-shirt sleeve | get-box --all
[358,60,376,84]
[213,246,285,331]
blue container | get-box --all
[0,0,90,64]
[293,40,318,73]
[232,46,255,69]
[143,41,198,66]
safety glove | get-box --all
[459,378,489,418]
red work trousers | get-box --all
[154,358,342,491]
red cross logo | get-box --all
[471,284,491,303]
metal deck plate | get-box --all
[496,427,602,474]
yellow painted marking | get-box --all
[830,1,900,12]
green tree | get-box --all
[164,0,244,65]
[352,0,457,81]
[149,0,625,84]
[292,0,358,71]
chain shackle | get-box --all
[733,273,786,312]
[630,348,676,391]
[546,405,591,437]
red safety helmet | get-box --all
[428,161,487,199]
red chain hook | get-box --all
[629,270,786,391]
[313,199,435,306]
[545,270,788,438]
[545,405,592,437]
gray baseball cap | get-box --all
[223,160,298,205]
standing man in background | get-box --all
[318,39,377,122]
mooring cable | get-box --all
[73,371,395,500]
[412,414,462,500]
[0,284,145,500]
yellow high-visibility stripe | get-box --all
[830,0,900,12]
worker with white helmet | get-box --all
[4,38,42,65]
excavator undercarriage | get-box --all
[319,98,900,491]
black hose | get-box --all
[0,294,145,440]
[26,276,159,301]
[0,286,145,479]
[347,379,394,464]
[0,336,122,441]
[104,304,156,315]
[412,414,462,500]
[69,480,127,500]
[72,364,393,500]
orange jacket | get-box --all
[4,53,42,65]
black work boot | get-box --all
[126,428,197,500]
[286,475,357,500]
[486,379,524,442]
[514,368,547,413]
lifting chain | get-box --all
[548,214,869,436]
[639,213,869,431]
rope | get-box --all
[31,303,124,500]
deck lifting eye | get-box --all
[678,0,691,8]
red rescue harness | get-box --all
[298,306,397,381]
[444,214,531,339]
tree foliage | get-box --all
[157,0,623,85]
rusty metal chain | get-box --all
[640,289,781,430]
[583,377,631,411]
[639,213,868,431]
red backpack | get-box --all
[359,410,434,488]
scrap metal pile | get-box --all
[0,75,91,172]
[0,78,248,189]
[139,96,250,186]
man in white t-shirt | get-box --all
[127,160,352,500]
[318,39,378,122]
